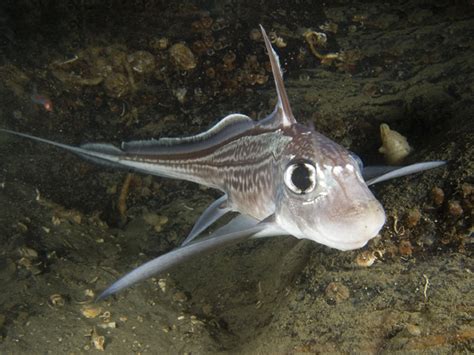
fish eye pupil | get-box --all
[291,164,312,192]
[284,161,317,194]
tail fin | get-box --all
[0,128,124,169]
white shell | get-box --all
[378,123,412,165]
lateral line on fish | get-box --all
[121,125,284,161]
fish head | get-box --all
[260,25,385,250]
[274,126,386,251]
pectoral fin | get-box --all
[97,217,283,300]
[181,194,231,246]
[364,161,446,186]
[208,213,287,239]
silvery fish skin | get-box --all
[0,26,445,299]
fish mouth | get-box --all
[316,235,372,251]
[291,224,379,251]
[300,200,386,251]
[319,225,385,251]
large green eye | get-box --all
[284,161,317,194]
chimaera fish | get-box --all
[0,27,444,300]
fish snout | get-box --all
[318,198,386,251]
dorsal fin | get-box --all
[122,113,254,155]
[260,25,297,127]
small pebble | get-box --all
[406,208,421,228]
[406,323,421,336]
[399,240,413,256]
[461,182,473,197]
[169,43,197,71]
[98,321,116,329]
[249,28,262,41]
[355,250,376,267]
[418,233,435,247]
[17,222,28,233]
[81,305,102,319]
[202,304,212,316]
[325,282,350,304]
[49,294,65,307]
[158,278,167,292]
[447,200,463,217]
[431,187,445,206]
[173,291,188,302]
[17,246,38,259]
[91,327,105,351]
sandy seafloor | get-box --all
[0,1,472,353]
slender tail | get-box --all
[0,128,210,182]
[0,128,126,169]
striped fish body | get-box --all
[0,26,445,299]
[115,115,292,220]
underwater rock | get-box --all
[104,73,130,98]
[149,37,169,50]
[431,187,445,206]
[406,208,422,228]
[169,43,197,71]
[127,51,156,74]
[325,282,350,304]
